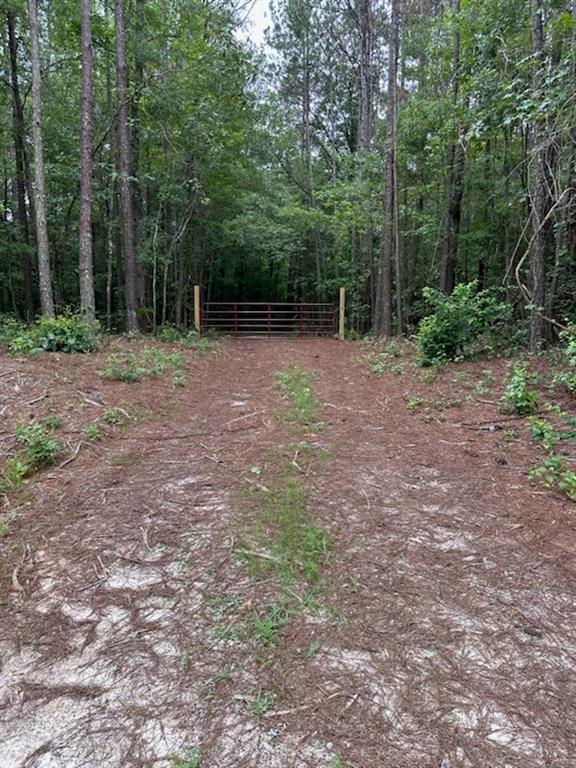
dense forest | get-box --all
[0,0,575,347]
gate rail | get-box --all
[201,301,337,338]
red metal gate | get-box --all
[201,301,337,338]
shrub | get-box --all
[530,455,576,502]
[15,422,62,468]
[9,314,100,355]
[417,281,511,366]
[98,347,182,382]
[553,324,576,394]
[156,325,213,355]
[0,316,25,348]
[500,366,539,415]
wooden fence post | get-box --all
[194,285,201,333]
[339,287,346,340]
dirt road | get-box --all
[1,340,574,767]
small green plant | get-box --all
[171,747,201,768]
[15,422,62,468]
[417,281,511,366]
[529,418,560,450]
[474,368,494,395]
[9,314,100,355]
[252,603,289,647]
[305,639,321,658]
[103,408,130,426]
[0,457,28,494]
[249,689,275,719]
[0,513,12,537]
[503,428,518,440]
[500,367,539,415]
[173,370,186,387]
[406,397,424,412]
[82,422,103,441]
[42,414,63,431]
[530,455,576,501]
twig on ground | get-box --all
[225,411,261,430]
[234,548,281,563]
[216,536,235,569]
[59,442,82,469]
[26,390,47,406]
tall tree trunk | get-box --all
[529,0,547,350]
[7,10,34,320]
[375,0,400,336]
[132,0,146,305]
[115,0,139,332]
[440,0,464,295]
[300,3,324,299]
[79,0,96,322]
[356,0,374,324]
[27,0,55,317]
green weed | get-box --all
[82,422,104,442]
[275,366,322,431]
[103,408,130,426]
[500,367,539,415]
[248,690,275,719]
[530,455,576,501]
[171,747,201,768]
[252,602,290,647]
[15,423,62,468]
[98,347,182,382]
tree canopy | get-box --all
[1,0,575,346]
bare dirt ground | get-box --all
[1,338,575,768]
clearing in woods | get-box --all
[0,338,575,767]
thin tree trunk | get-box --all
[115,0,139,332]
[375,0,400,336]
[440,0,464,295]
[529,0,547,350]
[79,0,96,322]
[27,0,55,317]
[7,10,34,321]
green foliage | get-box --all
[530,455,576,502]
[0,458,28,496]
[499,367,539,415]
[171,748,201,768]
[275,366,322,430]
[82,422,104,441]
[15,422,62,468]
[252,603,289,647]
[417,282,511,366]
[103,408,130,427]
[0,513,13,537]
[248,690,275,719]
[98,347,182,382]
[553,325,576,393]
[9,315,100,355]
[0,316,25,348]
[250,470,329,584]
[156,326,215,355]
[366,339,406,375]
